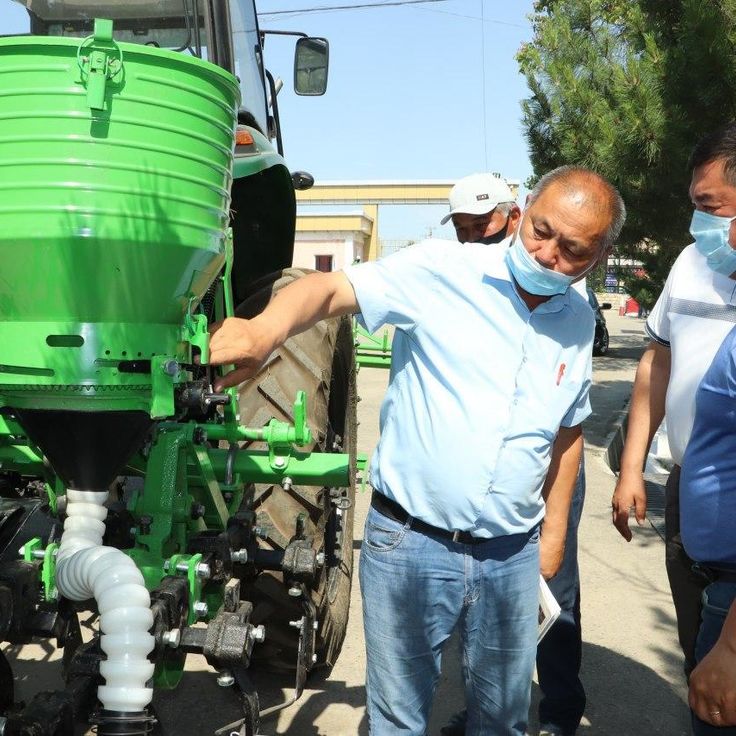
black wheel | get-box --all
[233,268,356,671]
[593,326,610,356]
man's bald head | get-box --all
[527,166,626,251]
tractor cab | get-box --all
[1,0,328,143]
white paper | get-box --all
[538,575,561,643]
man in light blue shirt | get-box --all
[208,166,625,736]
[440,172,589,736]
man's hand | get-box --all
[540,531,565,580]
[611,471,647,541]
[208,317,277,390]
[689,638,736,726]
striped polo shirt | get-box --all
[646,243,736,464]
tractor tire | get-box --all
[233,268,356,672]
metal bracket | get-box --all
[20,537,58,602]
[183,298,210,363]
[262,390,312,472]
[164,553,204,625]
[150,355,178,419]
[77,19,124,111]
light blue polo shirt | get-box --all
[344,238,593,538]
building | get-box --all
[293,177,520,270]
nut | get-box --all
[162,629,181,648]
[193,601,208,618]
[231,549,248,564]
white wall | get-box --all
[293,235,362,271]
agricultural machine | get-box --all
[0,2,357,734]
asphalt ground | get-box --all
[2,312,691,735]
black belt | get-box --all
[693,563,736,584]
[370,492,486,545]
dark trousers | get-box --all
[664,465,709,678]
[536,462,586,734]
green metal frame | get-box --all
[0,21,361,694]
[353,320,392,369]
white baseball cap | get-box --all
[441,173,515,225]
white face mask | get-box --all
[504,222,576,296]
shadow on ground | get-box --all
[153,663,368,736]
[430,636,689,736]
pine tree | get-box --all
[517,0,736,305]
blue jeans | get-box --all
[536,462,586,734]
[359,505,540,736]
[692,581,736,735]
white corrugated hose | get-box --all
[55,489,155,713]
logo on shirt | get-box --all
[556,363,566,386]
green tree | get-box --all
[517,0,736,306]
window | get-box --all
[315,255,333,273]
[228,0,269,135]
[3,0,208,57]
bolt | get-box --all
[273,457,286,468]
[288,619,302,629]
[162,359,179,376]
[217,670,235,687]
[139,515,153,534]
[195,562,211,580]
[288,586,302,598]
[315,552,325,567]
[162,629,181,648]
[190,502,205,520]
[130,527,138,537]
[281,476,293,491]
[231,549,248,564]
[311,654,318,664]
[193,601,208,618]
[192,427,207,445]
[313,621,318,631]
[251,624,266,643]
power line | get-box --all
[259,0,449,17]
[480,0,488,170]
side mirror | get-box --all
[600,303,612,310]
[294,37,329,96]
[291,170,314,191]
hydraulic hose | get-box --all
[55,490,155,719]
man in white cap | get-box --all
[441,173,521,244]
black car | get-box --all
[587,288,612,356]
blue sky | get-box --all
[3,0,537,240]
[261,0,536,238]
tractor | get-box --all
[0,2,357,734]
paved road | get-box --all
[2,313,690,735]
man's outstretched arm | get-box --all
[209,271,358,389]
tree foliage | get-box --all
[517,0,736,305]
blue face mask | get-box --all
[504,228,575,296]
[690,209,736,277]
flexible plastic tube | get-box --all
[56,490,155,712]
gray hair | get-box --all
[529,165,626,250]
[494,201,516,217]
